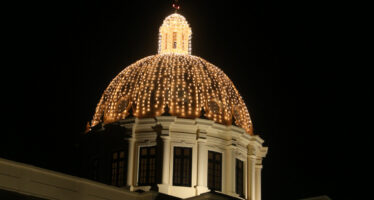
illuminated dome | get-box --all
[91,13,253,134]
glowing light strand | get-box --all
[92,55,253,134]
[91,13,253,134]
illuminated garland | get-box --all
[91,13,253,134]
[158,13,192,55]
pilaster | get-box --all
[255,165,262,200]
[225,139,237,196]
[196,130,209,195]
[157,130,171,194]
[247,141,267,200]
[126,138,135,187]
[247,154,256,200]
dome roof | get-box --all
[91,13,253,134]
[91,54,253,134]
[161,13,189,27]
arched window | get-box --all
[173,32,177,49]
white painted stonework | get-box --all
[121,116,268,199]
[0,116,267,200]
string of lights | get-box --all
[91,13,253,134]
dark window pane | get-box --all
[138,146,156,186]
[150,148,156,155]
[215,154,221,161]
[175,148,181,156]
[141,148,148,156]
[111,150,127,186]
[149,158,156,184]
[173,147,192,186]
[184,148,190,156]
[208,151,222,191]
[208,152,213,159]
[236,159,244,197]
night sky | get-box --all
[2,0,346,199]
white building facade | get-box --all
[1,7,268,200]
[121,116,267,199]
[81,10,268,200]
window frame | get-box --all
[173,147,192,187]
[236,158,244,197]
[208,151,222,191]
[137,146,157,186]
[111,150,127,187]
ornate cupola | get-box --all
[158,13,192,55]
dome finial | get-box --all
[158,11,192,55]
[172,0,180,13]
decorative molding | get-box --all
[88,117,266,199]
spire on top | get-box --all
[172,0,180,12]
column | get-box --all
[225,146,235,195]
[127,138,135,187]
[196,138,209,195]
[197,139,206,186]
[161,136,171,185]
[255,165,262,200]
[158,135,171,194]
[247,155,256,200]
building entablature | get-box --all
[84,117,266,199]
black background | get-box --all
[2,0,348,199]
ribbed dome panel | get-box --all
[91,54,253,134]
